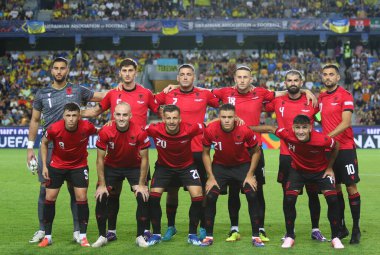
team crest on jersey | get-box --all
[129,136,136,146]
[59,142,65,149]
[235,134,243,144]
[66,87,73,97]
[252,91,259,99]
[137,94,145,104]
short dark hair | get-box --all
[51,57,69,67]
[178,63,195,73]
[322,64,340,73]
[120,58,138,69]
[219,103,235,112]
[163,104,180,115]
[285,69,303,80]
[63,102,80,113]
[293,114,311,125]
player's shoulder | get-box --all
[136,83,153,93]
[311,130,330,142]
[194,87,213,95]
[205,120,220,131]
[337,86,353,96]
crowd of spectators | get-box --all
[1,47,380,126]
[0,0,34,20]
[1,0,379,21]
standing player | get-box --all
[82,58,159,241]
[211,66,316,241]
[145,105,205,246]
[258,115,344,249]
[26,57,105,243]
[154,64,219,240]
[319,64,361,244]
[38,103,97,247]
[252,70,325,241]
[200,104,264,247]
[92,103,150,248]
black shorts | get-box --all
[37,142,53,183]
[166,152,207,189]
[219,148,265,195]
[46,165,89,189]
[333,149,360,185]
[151,164,202,189]
[286,168,336,192]
[104,165,140,190]
[212,163,250,191]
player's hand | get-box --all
[116,82,124,91]
[323,167,335,180]
[95,185,109,202]
[27,149,37,174]
[205,176,219,194]
[42,166,49,180]
[163,84,179,94]
[235,117,245,126]
[303,89,318,107]
[243,175,257,191]
[134,185,149,202]
[104,120,114,127]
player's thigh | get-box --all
[254,148,266,185]
[69,166,90,189]
[278,154,292,185]
[313,171,336,192]
[212,163,233,190]
[285,168,305,191]
[179,165,202,188]
[124,168,141,192]
[46,165,66,190]
[333,149,360,185]
[104,166,125,194]
[37,144,53,183]
[187,185,203,198]
[230,163,251,186]
[193,152,207,187]
[151,164,175,189]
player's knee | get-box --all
[166,187,179,201]
[149,192,162,206]
[136,192,146,205]
[96,194,108,204]
[243,184,257,201]
[324,190,338,205]
[305,184,319,195]
[206,186,220,203]
[346,184,358,195]
[284,191,298,206]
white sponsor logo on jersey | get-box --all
[344,101,354,106]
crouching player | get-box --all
[38,103,97,247]
[258,115,344,249]
[201,104,264,247]
[92,102,150,248]
[145,104,205,246]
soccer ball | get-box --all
[28,159,38,174]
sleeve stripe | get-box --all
[343,109,354,113]
[96,146,106,151]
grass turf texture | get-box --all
[0,149,379,255]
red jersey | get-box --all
[96,121,151,169]
[213,87,275,145]
[45,119,97,169]
[203,121,258,166]
[275,128,336,172]
[265,94,319,155]
[100,84,159,127]
[145,122,204,169]
[318,86,355,150]
[154,87,219,152]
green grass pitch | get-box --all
[0,149,379,255]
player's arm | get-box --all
[40,136,50,180]
[27,108,41,171]
[244,145,261,191]
[323,141,340,179]
[135,148,150,202]
[81,104,104,118]
[327,111,352,138]
[275,89,317,107]
[90,91,107,102]
[202,145,219,193]
[95,148,109,202]
[249,125,277,134]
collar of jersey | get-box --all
[122,84,137,92]
[326,85,339,95]
[179,87,194,94]
[50,82,69,90]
